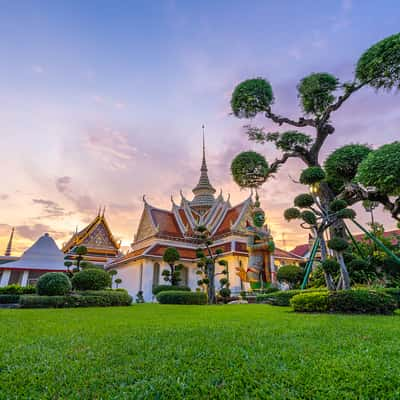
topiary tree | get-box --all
[277,265,304,289]
[36,272,71,296]
[73,245,88,271]
[231,33,400,222]
[71,268,112,291]
[195,225,228,305]
[162,247,183,286]
[114,278,122,289]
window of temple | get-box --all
[153,262,160,286]
[180,265,188,286]
[139,263,143,291]
[28,271,44,286]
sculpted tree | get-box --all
[162,247,183,286]
[230,33,400,221]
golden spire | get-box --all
[4,227,14,256]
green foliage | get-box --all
[136,290,145,303]
[219,287,231,298]
[231,151,270,189]
[328,290,396,315]
[0,294,20,304]
[297,73,339,116]
[256,288,326,306]
[327,237,349,252]
[284,207,301,221]
[329,199,348,212]
[0,284,35,295]
[152,285,191,295]
[294,193,314,208]
[163,247,180,264]
[324,144,371,190]
[267,131,313,152]
[356,33,400,90]
[19,290,132,308]
[356,141,400,195]
[291,289,396,314]
[301,210,317,225]
[231,78,274,118]
[277,265,304,288]
[290,292,329,312]
[299,167,326,185]
[74,246,88,256]
[71,268,112,291]
[156,291,207,305]
[36,273,71,296]
[337,208,356,219]
[321,259,340,275]
[347,258,377,284]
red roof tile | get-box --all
[150,209,183,238]
[214,204,243,236]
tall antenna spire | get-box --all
[4,227,14,256]
[202,124,206,169]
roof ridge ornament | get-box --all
[4,227,14,256]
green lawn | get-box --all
[1,305,400,399]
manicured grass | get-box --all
[1,305,400,399]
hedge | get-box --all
[36,272,71,296]
[152,285,191,295]
[0,294,20,304]
[291,290,397,315]
[381,288,400,307]
[19,290,132,308]
[256,289,327,306]
[0,285,35,295]
[71,268,112,291]
[156,291,207,305]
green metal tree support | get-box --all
[301,237,321,290]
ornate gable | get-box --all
[82,222,116,249]
[135,206,157,242]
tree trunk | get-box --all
[336,251,351,290]
[319,237,336,290]
[207,261,216,304]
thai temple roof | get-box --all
[190,131,216,210]
[2,233,66,271]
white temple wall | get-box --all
[113,262,142,300]
[0,270,11,287]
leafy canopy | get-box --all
[356,141,400,196]
[231,151,270,189]
[231,78,274,118]
[163,247,180,265]
[299,167,326,185]
[297,73,339,116]
[356,32,400,90]
[324,144,371,190]
[284,207,301,221]
[294,193,314,208]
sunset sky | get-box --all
[0,1,399,255]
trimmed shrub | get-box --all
[291,292,329,312]
[0,294,20,304]
[301,210,317,225]
[277,265,304,288]
[19,290,132,308]
[71,268,111,291]
[294,193,314,208]
[327,237,349,252]
[284,207,301,221]
[381,288,400,307]
[329,290,396,315]
[156,291,207,305]
[36,273,71,296]
[152,285,191,295]
[0,285,35,295]
[299,167,325,185]
[256,289,327,306]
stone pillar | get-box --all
[0,270,11,287]
[21,271,29,287]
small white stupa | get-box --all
[0,233,66,287]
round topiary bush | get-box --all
[301,210,317,225]
[294,193,314,208]
[231,78,274,118]
[337,208,356,219]
[299,167,326,185]
[329,199,348,212]
[231,151,270,189]
[71,268,111,291]
[284,207,301,221]
[36,272,71,296]
[327,237,349,252]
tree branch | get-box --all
[265,107,316,128]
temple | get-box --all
[108,135,303,301]
[62,208,121,264]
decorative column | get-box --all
[0,270,11,287]
[21,271,29,287]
